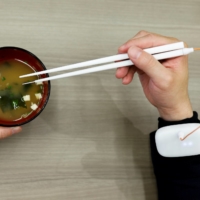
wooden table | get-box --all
[0,0,199,199]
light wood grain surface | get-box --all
[0,0,199,199]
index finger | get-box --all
[119,33,179,53]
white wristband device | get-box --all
[155,123,200,157]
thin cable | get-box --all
[180,126,200,141]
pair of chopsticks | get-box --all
[21,42,200,85]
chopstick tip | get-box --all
[20,75,27,78]
[22,81,35,85]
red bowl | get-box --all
[0,47,51,127]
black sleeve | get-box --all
[150,111,200,200]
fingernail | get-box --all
[128,47,142,59]
[118,44,126,52]
[122,77,128,84]
[12,127,21,134]
[122,79,126,84]
[120,44,126,49]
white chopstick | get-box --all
[23,47,195,85]
[20,42,184,78]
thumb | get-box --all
[0,127,22,139]
[128,46,168,82]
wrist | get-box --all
[158,101,193,121]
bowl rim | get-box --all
[0,46,51,127]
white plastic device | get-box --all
[155,123,200,157]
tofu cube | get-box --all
[31,103,38,110]
[23,95,30,101]
[35,81,43,85]
[35,93,42,100]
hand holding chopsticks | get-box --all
[20,42,200,85]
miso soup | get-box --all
[0,59,43,121]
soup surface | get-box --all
[0,59,43,121]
